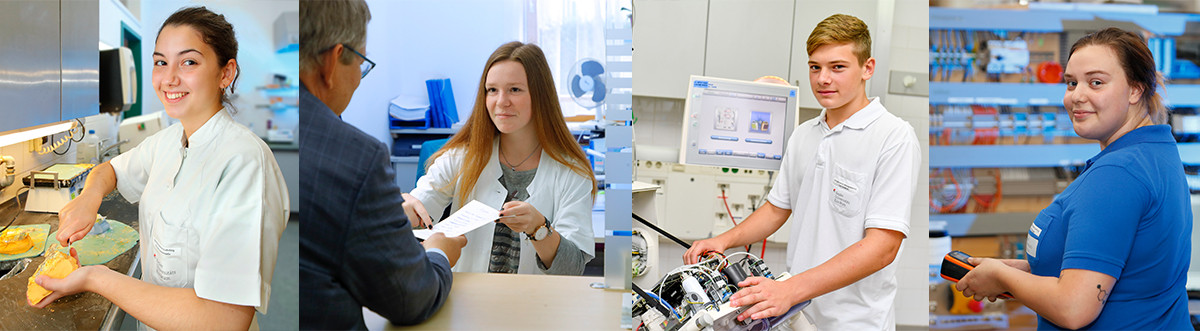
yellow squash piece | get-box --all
[0,229,33,255]
[26,249,79,305]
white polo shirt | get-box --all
[766,97,919,330]
[110,109,289,329]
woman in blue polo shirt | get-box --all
[956,27,1192,330]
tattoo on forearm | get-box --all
[1096,284,1108,304]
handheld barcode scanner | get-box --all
[940,250,1013,299]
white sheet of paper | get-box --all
[412,229,436,240]
[411,200,500,240]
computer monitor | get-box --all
[679,75,800,170]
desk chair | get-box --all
[415,138,449,185]
[414,138,451,223]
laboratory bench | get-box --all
[365,273,624,330]
[265,140,299,152]
[0,191,139,330]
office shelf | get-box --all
[931,212,1038,237]
[931,143,1200,168]
[931,83,1200,108]
[389,127,460,135]
[928,6,1200,109]
[1181,143,1200,165]
[934,196,1200,236]
[258,86,299,97]
[930,144,1097,168]
[930,83,1063,107]
[929,6,1189,35]
[1166,86,1200,109]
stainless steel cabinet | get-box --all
[631,0,708,99]
[0,1,61,132]
[632,0,887,104]
[61,0,100,122]
[704,0,795,84]
[0,0,98,133]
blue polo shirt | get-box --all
[1026,125,1192,330]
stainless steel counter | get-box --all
[0,192,139,330]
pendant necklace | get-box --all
[501,141,540,171]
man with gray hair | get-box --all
[298,0,466,328]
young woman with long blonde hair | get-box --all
[402,41,596,275]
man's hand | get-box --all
[682,237,730,264]
[422,232,467,267]
[729,277,803,321]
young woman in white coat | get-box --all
[402,41,597,275]
[37,7,288,330]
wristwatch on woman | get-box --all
[528,217,551,241]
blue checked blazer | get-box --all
[299,84,452,329]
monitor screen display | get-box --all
[680,76,799,170]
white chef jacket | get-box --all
[110,109,289,321]
[766,97,919,330]
[410,139,595,274]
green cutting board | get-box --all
[47,219,139,266]
[0,224,50,261]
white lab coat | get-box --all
[109,109,289,326]
[411,139,594,274]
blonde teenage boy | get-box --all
[684,14,920,330]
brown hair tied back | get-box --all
[159,6,240,113]
[1069,27,1168,124]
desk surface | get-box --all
[371,273,624,330]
